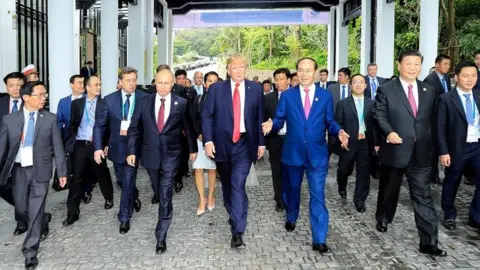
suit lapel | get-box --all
[226,81,233,121]
[162,95,178,132]
[417,80,429,117]
[450,92,467,123]
[392,79,415,118]
[308,87,322,120]
[117,91,123,119]
[15,110,24,135]
[293,86,307,122]
[347,96,358,120]
[34,109,45,142]
[474,91,480,118]
[244,81,251,122]
[333,84,340,104]
[149,94,160,133]
[78,97,86,123]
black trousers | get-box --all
[67,141,114,216]
[375,151,439,246]
[337,140,370,207]
[148,167,176,242]
[175,135,189,185]
[267,135,284,205]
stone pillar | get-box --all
[0,0,18,92]
[100,0,118,97]
[360,0,372,75]
[335,2,348,71]
[48,0,75,113]
[167,9,174,68]
[157,2,170,66]
[375,0,395,78]
[145,0,154,83]
[327,7,336,81]
[73,9,80,72]
[419,0,439,80]
[128,0,146,85]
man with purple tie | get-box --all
[262,57,350,254]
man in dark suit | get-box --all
[202,55,265,248]
[63,75,114,226]
[475,51,480,90]
[192,71,205,96]
[373,49,446,256]
[364,63,387,99]
[264,68,290,212]
[126,68,198,254]
[0,81,67,269]
[93,67,145,234]
[80,61,94,79]
[335,74,378,211]
[424,54,452,185]
[318,69,334,90]
[437,61,480,231]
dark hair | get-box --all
[84,74,100,89]
[69,74,83,84]
[151,78,155,84]
[119,66,138,80]
[273,68,291,79]
[296,57,318,70]
[156,64,170,72]
[291,72,298,78]
[475,51,480,57]
[174,69,187,78]
[435,54,451,64]
[3,72,26,85]
[338,67,351,78]
[367,63,377,68]
[319,69,329,75]
[350,73,366,83]
[262,80,271,86]
[454,60,478,76]
[204,71,219,83]
[398,49,424,63]
[218,78,224,81]
[87,61,93,65]
[20,81,45,97]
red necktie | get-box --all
[232,83,241,143]
[157,98,165,132]
[407,84,417,117]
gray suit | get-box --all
[327,83,352,112]
[0,109,67,258]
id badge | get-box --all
[20,146,33,167]
[120,120,131,136]
[467,125,478,142]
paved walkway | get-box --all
[0,158,479,270]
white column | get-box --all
[100,0,118,97]
[167,10,174,68]
[145,0,154,83]
[419,0,439,80]
[157,2,170,66]
[335,2,348,71]
[0,0,18,92]
[360,0,372,75]
[73,10,80,72]
[327,7,336,81]
[127,0,146,85]
[375,0,395,78]
[48,0,75,113]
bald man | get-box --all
[193,71,204,95]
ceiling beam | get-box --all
[171,2,331,15]
[167,0,339,10]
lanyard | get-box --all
[121,94,136,120]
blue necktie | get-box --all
[464,94,474,125]
[371,79,377,97]
[342,86,346,100]
[12,100,19,113]
[123,94,131,120]
[24,112,35,147]
[442,77,448,93]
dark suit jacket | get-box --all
[423,71,452,101]
[364,76,387,99]
[93,90,147,163]
[372,79,435,168]
[475,69,480,90]
[327,83,352,112]
[0,109,67,184]
[437,89,480,167]
[189,93,208,137]
[201,79,265,162]
[65,96,110,153]
[57,95,80,140]
[0,95,10,118]
[264,91,283,151]
[317,81,334,90]
[147,83,189,98]
[80,66,94,78]
[127,94,197,170]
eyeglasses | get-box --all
[30,93,48,99]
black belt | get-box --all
[240,132,246,138]
[76,140,93,145]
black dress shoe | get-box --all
[230,233,245,248]
[83,192,92,204]
[285,222,296,232]
[13,226,27,236]
[62,215,79,226]
[339,190,347,199]
[40,224,49,242]
[312,243,331,254]
[119,222,130,234]
[104,200,114,210]
[419,245,447,256]
[465,178,474,186]
[45,213,52,222]
[151,196,159,204]
[355,204,366,213]
[275,202,284,212]
[443,218,456,230]
[228,218,233,226]
[174,182,183,193]
[468,217,480,228]
[432,177,442,184]
[376,222,388,233]
[25,257,38,270]
[156,240,167,254]
[134,198,142,212]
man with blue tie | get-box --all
[262,57,350,254]
[437,61,480,231]
[318,69,334,90]
[93,67,145,234]
[57,75,85,140]
[202,55,266,248]
[364,63,386,99]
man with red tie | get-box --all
[202,55,265,248]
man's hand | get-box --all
[387,132,403,144]
[374,146,380,152]
[94,150,105,164]
[338,130,350,150]
[126,155,136,167]
[257,147,265,160]
[262,118,273,135]
[59,177,67,188]
[440,154,451,167]
[198,134,203,141]
[205,143,216,158]
[190,153,197,161]
[104,146,109,156]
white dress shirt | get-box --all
[278,91,287,135]
[71,94,83,101]
[399,78,419,107]
[299,83,315,108]
[9,97,22,113]
[319,81,328,89]
[456,88,480,142]
[15,107,38,165]
[155,93,171,124]
[231,79,246,133]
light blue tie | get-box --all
[12,100,19,113]
[88,101,95,129]
[442,77,448,93]
[24,112,35,147]
[464,94,474,125]
[342,86,346,100]
[371,79,377,97]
